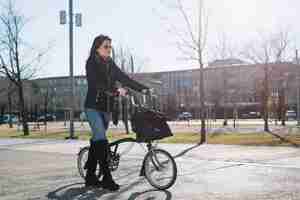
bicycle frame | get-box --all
[107,136,156,177]
[96,88,167,177]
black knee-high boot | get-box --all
[85,140,102,187]
[95,140,120,191]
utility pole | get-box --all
[60,0,82,139]
[296,49,300,126]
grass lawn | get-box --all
[0,130,135,141]
[1,127,300,146]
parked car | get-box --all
[177,112,193,121]
[286,110,297,121]
[0,114,18,124]
[37,114,56,122]
[249,112,260,118]
[241,113,250,119]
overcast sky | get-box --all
[1,0,300,78]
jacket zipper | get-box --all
[106,62,111,113]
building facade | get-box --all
[0,62,299,119]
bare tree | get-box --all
[209,31,237,126]
[0,0,49,135]
[159,0,208,143]
[241,29,291,132]
[272,30,290,126]
[113,45,147,74]
[211,31,236,61]
[112,46,144,134]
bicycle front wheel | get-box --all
[144,148,177,190]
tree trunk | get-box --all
[0,105,5,122]
[199,61,206,144]
[281,105,286,126]
[264,117,269,132]
[8,91,13,128]
[280,88,286,126]
[122,98,129,134]
[281,113,286,126]
[18,84,29,135]
[44,92,48,126]
[223,71,228,126]
[34,104,39,129]
[263,65,270,132]
[264,100,269,132]
[223,107,228,126]
[263,100,270,132]
[233,107,237,128]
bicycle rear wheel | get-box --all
[77,138,136,180]
[144,148,177,190]
[77,146,102,179]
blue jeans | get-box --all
[85,108,110,141]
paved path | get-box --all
[1,139,300,199]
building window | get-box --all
[76,79,81,85]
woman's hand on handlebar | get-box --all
[142,88,154,95]
[117,87,127,96]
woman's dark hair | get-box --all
[88,34,111,61]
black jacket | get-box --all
[84,56,148,112]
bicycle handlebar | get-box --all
[104,82,156,109]
[122,87,156,108]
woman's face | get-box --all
[96,39,112,59]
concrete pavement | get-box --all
[1,139,300,199]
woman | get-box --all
[84,35,148,191]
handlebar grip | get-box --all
[142,94,146,104]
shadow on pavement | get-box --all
[128,189,172,200]
[173,143,201,159]
[47,182,110,200]
[269,128,299,148]
[46,177,157,200]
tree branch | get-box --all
[177,0,198,47]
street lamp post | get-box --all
[68,0,75,138]
[60,0,82,139]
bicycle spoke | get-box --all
[144,149,177,190]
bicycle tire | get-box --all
[77,146,102,180]
[77,138,137,180]
[144,148,177,190]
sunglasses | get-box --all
[102,45,112,49]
